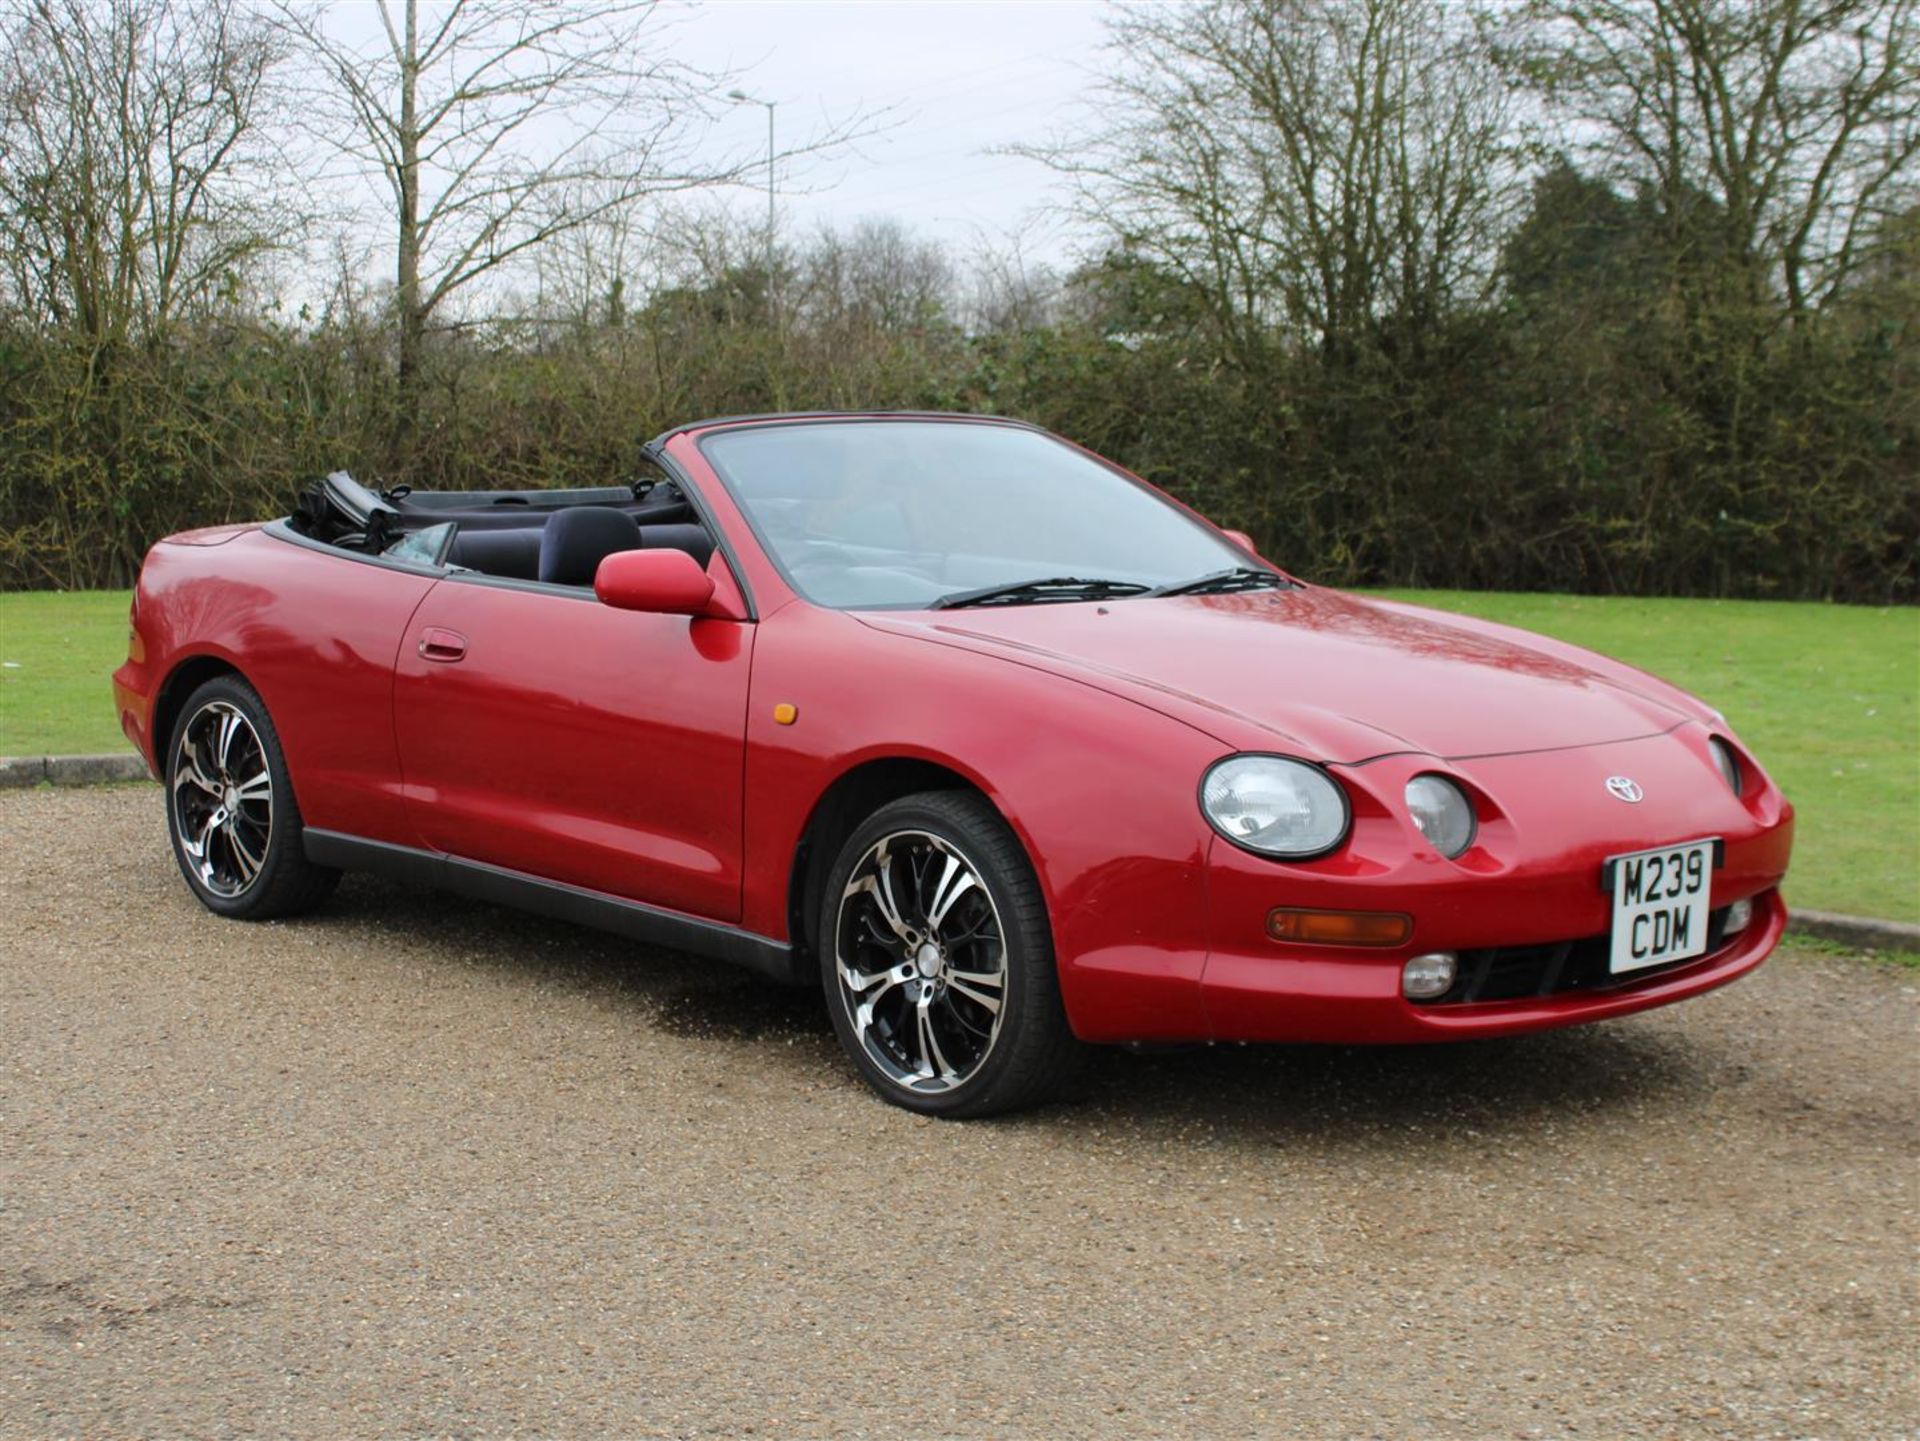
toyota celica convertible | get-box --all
[113,412,1794,1115]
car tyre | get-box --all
[820,790,1085,1117]
[165,674,339,919]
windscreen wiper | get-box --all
[1145,566,1291,598]
[929,576,1155,610]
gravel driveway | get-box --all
[2,785,1915,1439]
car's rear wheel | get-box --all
[166,675,338,919]
[820,791,1084,1117]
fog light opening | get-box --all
[1402,952,1458,1001]
[1723,898,1754,935]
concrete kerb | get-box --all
[1,753,153,788]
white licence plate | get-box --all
[1607,839,1717,975]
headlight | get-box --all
[1404,774,1476,858]
[1708,737,1743,796]
[1200,755,1350,858]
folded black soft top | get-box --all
[290,471,695,551]
[386,482,693,531]
[391,483,639,512]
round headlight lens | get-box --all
[1708,737,1743,796]
[1404,774,1476,858]
[1201,755,1350,857]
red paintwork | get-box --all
[595,548,716,615]
[114,413,1794,1047]
[391,577,753,920]
[116,540,435,843]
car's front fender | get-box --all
[738,603,1229,1041]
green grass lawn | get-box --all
[0,590,132,756]
[3,586,1916,922]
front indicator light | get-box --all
[1267,907,1413,947]
[1724,898,1754,935]
[1402,952,1458,1000]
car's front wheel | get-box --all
[820,791,1084,1117]
[165,674,338,919]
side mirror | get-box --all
[594,548,716,616]
[1223,528,1260,557]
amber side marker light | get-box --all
[1267,907,1413,947]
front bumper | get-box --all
[1189,732,1794,1044]
[1200,886,1785,1044]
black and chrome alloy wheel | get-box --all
[820,791,1084,1117]
[164,675,338,920]
[172,699,273,898]
[834,830,1008,1095]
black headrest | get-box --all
[640,523,715,570]
[448,525,544,579]
[538,506,640,586]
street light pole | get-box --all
[727,89,777,317]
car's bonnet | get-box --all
[861,586,1694,763]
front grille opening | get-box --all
[1419,905,1732,1006]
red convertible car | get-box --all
[114,413,1794,1115]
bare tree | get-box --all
[964,235,1068,334]
[1019,0,1517,363]
[1493,0,1920,318]
[275,0,763,408]
[803,218,954,333]
[526,198,659,331]
[0,0,286,341]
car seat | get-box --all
[537,506,644,586]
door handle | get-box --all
[417,627,467,663]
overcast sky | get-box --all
[649,0,1110,260]
[291,0,1117,306]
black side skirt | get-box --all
[301,828,807,987]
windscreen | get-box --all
[700,421,1248,609]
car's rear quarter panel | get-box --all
[117,528,435,845]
